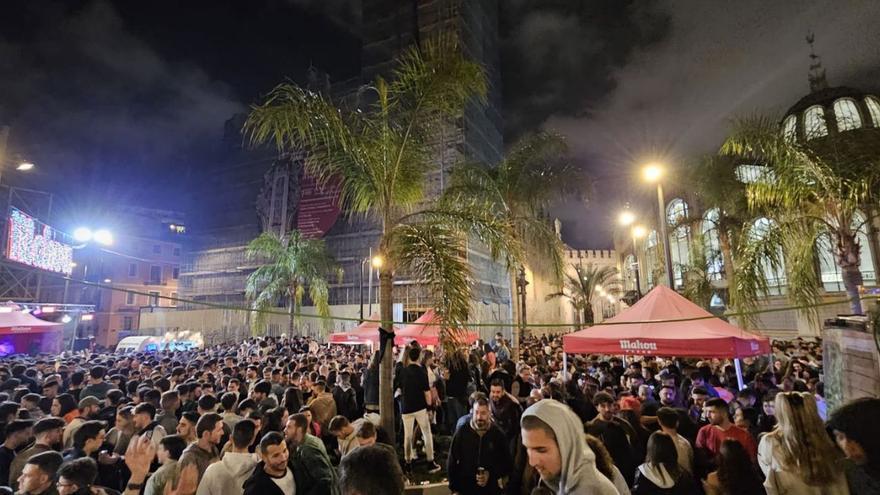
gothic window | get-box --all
[803,105,828,139]
[751,218,786,294]
[833,98,862,131]
[702,208,723,280]
[865,96,880,127]
[817,210,876,291]
[666,199,691,289]
[782,114,797,142]
[623,254,637,291]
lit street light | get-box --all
[619,210,636,227]
[93,229,113,246]
[72,227,113,246]
[642,162,675,289]
[16,162,34,171]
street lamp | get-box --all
[642,162,675,289]
[618,210,636,227]
[72,227,113,246]
[16,162,34,171]
[359,250,384,322]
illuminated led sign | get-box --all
[6,208,74,275]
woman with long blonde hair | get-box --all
[757,391,849,494]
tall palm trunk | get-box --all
[719,229,736,314]
[378,268,396,443]
[837,231,864,315]
[287,298,295,337]
[584,305,593,326]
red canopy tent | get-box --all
[395,309,479,347]
[328,314,381,346]
[0,305,64,356]
[562,286,770,388]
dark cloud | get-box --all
[500,0,671,138]
[0,1,243,217]
[542,0,880,248]
[285,0,361,33]
[0,1,360,227]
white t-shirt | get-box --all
[270,469,296,495]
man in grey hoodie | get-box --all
[520,399,620,495]
[196,419,258,495]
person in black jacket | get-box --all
[243,432,295,495]
[447,394,512,494]
[331,372,359,421]
[585,392,637,487]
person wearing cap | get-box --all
[62,397,101,450]
[8,416,66,492]
[0,419,34,486]
[16,450,63,495]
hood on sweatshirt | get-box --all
[222,451,259,479]
[637,463,675,489]
[521,399,619,495]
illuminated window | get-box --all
[666,199,691,289]
[751,218,786,294]
[735,164,774,184]
[623,254,637,291]
[803,105,828,139]
[817,211,875,291]
[833,98,862,131]
[782,114,797,142]
[702,208,723,280]
[866,96,880,126]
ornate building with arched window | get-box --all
[614,82,880,337]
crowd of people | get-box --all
[0,332,875,495]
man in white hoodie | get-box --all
[520,399,619,495]
[196,419,258,495]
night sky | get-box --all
[1,1,879,247]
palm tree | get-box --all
[547,263,618,327]
[245,230,340,336]
[721,116,880,316]
[446,131,586,353]
[244,34,519,440]
[683,154,763,323]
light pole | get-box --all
[619,209,646,297]
[366,253,383,318]
[643,164,675,289]
[631,225,646,296]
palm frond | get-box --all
[388,222,472,341]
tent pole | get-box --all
[563,352,568,382]
[734,358,744,391]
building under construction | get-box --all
[169,0,512,339]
